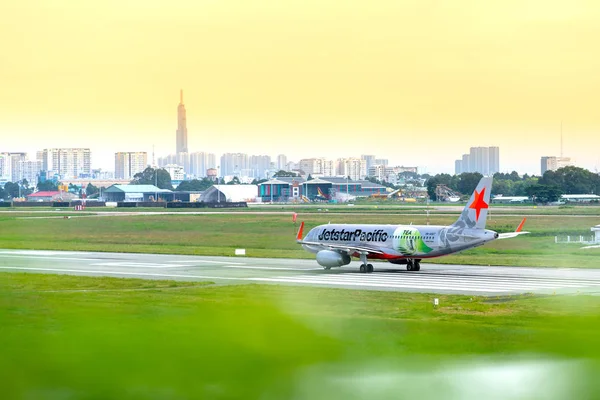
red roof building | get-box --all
[26,191,62,201]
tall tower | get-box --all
[176,89,188,154]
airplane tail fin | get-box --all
[452,177,493,230]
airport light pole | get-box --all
[217,166,221,203]
[155,168,158,202]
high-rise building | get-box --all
[8,152,27,182]
[0,153,9,181]
[189,152,216,178]
[298,158,324,176]
[249,155,271,179]
[374,158,389,167]
[115,152,148,179]
[41,148,91,179]
[277,154,288,170]
[337,158,367,180]
[18,160,42,185]
[462,154,470,172]
[455,160,463,175]
[541,156,574,175]
[220,153,249,177]
[454,147,499,175]
[488,146,500,175]
[361,155,376,171]
[177,152,190,175]
[368,164,395,181]
[176,89,188,154]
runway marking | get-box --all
[246,272,600,294]
[0,254,104,262]
[90,262,188,269]
[220,265,323,271]
[171,260,247,265]
[0,250,83,255]
[246,277,514,293]
[0,266,241,280]
[360,272,600,287]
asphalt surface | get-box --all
[1,249,600,295]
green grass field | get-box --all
[0,210,598,268]
[2,272,600,399]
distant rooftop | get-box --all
[104,184,173,193]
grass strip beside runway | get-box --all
[2,273,600,399]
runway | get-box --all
[1,249,600,296]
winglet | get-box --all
[296,221,305,242]
[516,218,527,233]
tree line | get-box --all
[425,166,600,203]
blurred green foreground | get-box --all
[2,273,600,399]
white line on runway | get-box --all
[255,276,571,291]
[254,272,600,291]
[0,255,104,262]
[341,273,600,287]
[0,266,241,280]
[245,277,513,293]
[90,262,189,269]
[171,260,247,265]
[220,265,323,271]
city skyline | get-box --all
[2,1,600,174]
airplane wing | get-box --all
[498,218,530,239]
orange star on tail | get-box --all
[469,188,489,221]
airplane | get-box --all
[296,177,529,273]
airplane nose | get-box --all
[494,232,499,239]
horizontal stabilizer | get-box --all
[498,231,530,239]
[498,217,529,239]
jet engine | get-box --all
[316,250,351,268]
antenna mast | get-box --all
[560,121,563,158]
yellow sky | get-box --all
[1,0,599,173]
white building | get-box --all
[115,152,148,180]
[163,164,185,182]
[0,153,10,181]
[337,158,367,180]
[18,160,42,185]
[368,164,395,181]
[277,154,288,170]
[201,184,258,203]
[541,156,574,175]
[41,148,91,179]
[0,152,27,182]
[455,147,500,175]
[361,155,376,171]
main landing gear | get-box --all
[359,252,374,273]
[406,259,421,272]
[359,263,374,273]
